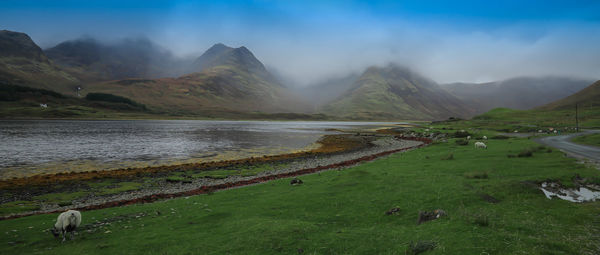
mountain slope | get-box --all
[321,65,474,120]
[443,77,592,114]
[538,80,600,110]
[45,38,190,81]
[0,30,79,94]
[84,44,306,114]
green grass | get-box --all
[0,201,40,215]
[32,192,89,206]
[572,133,600,147]
[1,137,599,254]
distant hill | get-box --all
[321,65,474,120]
[443,77,592,114]
[538,80,600,110]
[45,37,191,81]
[84,44,307,114]
[0,30,79,95]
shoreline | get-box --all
[0,135,431,220]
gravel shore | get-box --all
[5,135,424,218]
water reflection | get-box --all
[0,120,399,178]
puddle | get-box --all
[540,182,600,202]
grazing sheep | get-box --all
[466,136,471,140]
[482,135,487,140]
[474,142,487,149]
[51,210,81,242]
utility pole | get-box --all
[575,103,579,132]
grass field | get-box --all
[572,133,600,147]
[464,107,600,131]
[1,136,599,254]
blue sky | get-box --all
[1,0,599,84]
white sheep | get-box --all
[482,135,487,140]
[474,142,487,149]
[466,136,471,140]
[51,210,82,242]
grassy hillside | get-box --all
[322,65,474,120]
[458,107,600,131]
[1,137,598,254]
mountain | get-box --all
[443,77,592,114]
[538,80,600,110]
[45,37,191,81]
[192,43,278,84]
[83,43,307,114]
[0,30,78,94]
[321,65,474,120]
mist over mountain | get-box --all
[443,77,593,114]
[292,73,361,111]
[45,37,193,81]
[1,28,598,120]
[83,42,307,115]
[539,80,600,111]
[321,64,474,120]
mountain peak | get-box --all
[0,30,48,62]
[192,44,272,81]
[205,43,233,54]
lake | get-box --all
[0,120,399,179]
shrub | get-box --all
[407,241,436,255]
[455,139,469,146]
[453,130,471,138]
[0,84,65,101]
[86,93,146,109]
[441,153,454,160]
[517,149,533,157]
[472,213,489,227]
[464,171,489,179]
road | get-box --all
[536,130,600,163]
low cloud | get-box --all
[2,1,599,86]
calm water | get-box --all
[0,120,398,178]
